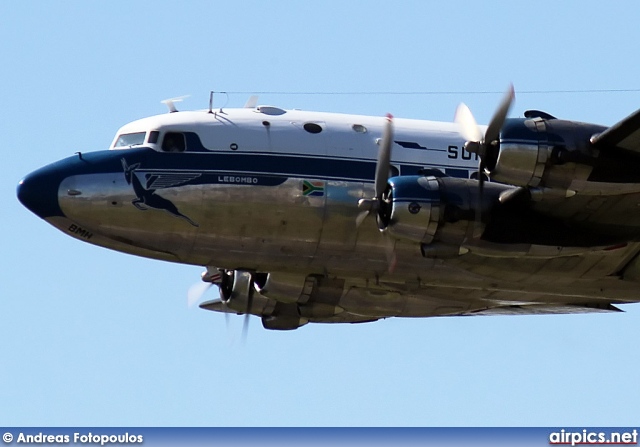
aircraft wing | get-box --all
[591,108,640,153]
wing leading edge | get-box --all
[591,108,640,153]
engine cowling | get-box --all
[218,270,272,315]
[383,176,442,243]
[382,175,511,245]
[253,272,314,304]
[486,117,553,187]
[485,116,640,191]
[261,315,308,331]
[224,271,346,319]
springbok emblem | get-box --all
[121,158,199,227]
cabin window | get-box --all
[114,132,146,148]
[148,131,160,144]
[303,123,323,134]
[352,124,367,133]
[161,132,186,152]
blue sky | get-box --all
[3,0,640,426]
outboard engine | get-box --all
[486,116,640,192]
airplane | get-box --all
[16,88,640,330]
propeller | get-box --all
[187,281,212,308]
[187,268,231,329]
[187,267,225,307]
[357,114,394,229]
[217,269,254,343]
[356,114,398,272]
[454,85,515,231]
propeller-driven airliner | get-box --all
[17,88,640,330]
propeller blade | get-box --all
[242,288,254,343]
[356,115,393,230]
[355,113,399,273]
[478,158,486,198]
[475,157,486,231]
[454,103,483,142]
[242,314,250,342]
[384,235,398,273]
[355,210,370,228]
[187,281,212,307]
[374,114,394,199]
[484,84,515,145]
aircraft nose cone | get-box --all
[17,166,64,219]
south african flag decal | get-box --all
[302,180,325,197]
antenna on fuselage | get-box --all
[161,95,190,113]
[208,91,229,115]
[244,95,259,108]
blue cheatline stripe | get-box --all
[41,148,472,192]
[107,148,472,183]
[444,168,470,178]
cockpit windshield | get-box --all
[113,132,146,148]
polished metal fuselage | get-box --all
[53,109,476,277]
[18,107,640,323]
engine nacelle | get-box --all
[385,176,442,243]
[383,175,513,246]
[487,117,552,187]
[485,116,640,191]
[226,272,346,319]
[253,272,314,304]
[218,270,272,314]
[218,269,252,312]
[261,315,308,331]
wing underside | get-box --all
[200,284,625,330]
